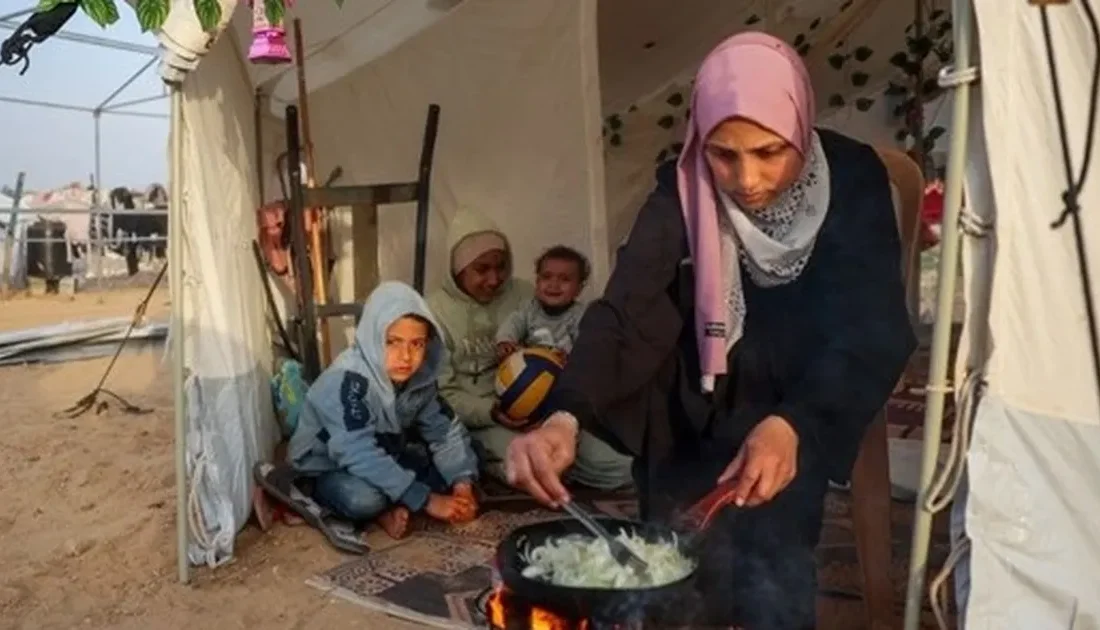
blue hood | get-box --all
[346,280,445,405]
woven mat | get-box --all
[307,492,952,629]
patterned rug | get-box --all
[307,491,953,629]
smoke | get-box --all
[666,517,817,629]
[631,441,825,628]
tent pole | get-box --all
[902,0,976,628]
[169,85,190,585]
[93,112,103,288]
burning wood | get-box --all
[485,584,743,630]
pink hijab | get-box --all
[676,32,816,390]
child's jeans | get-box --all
[312,444,450,522]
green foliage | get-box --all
[134,0,169,31]
[35,0,344,33]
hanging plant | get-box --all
[36,0,344,33]
[886,8,954,151]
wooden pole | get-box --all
[253,89,266,203]
[292,18,333,366]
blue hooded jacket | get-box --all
[288,281,479,511]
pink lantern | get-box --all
[249,0,294,65]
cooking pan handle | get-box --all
[678,479,741,530]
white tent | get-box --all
[157,0,948,573]
[152,0,1100,625]
[914,1,1100,628]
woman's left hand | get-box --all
[717,415,799,508]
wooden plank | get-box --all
[303,183,418,209]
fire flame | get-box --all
[486,586,750,629]
[487,587,593,630]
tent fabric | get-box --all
[177,30,278,566]
[229,1,462,113]
[953,0,1100,626]
[282,0,608,293]
[155,0,958,566]
[961,395,1100,629]
[968,0,1099,425]
[166,0,605,564]
[597,0,949,250]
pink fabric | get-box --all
[675,31,816,387]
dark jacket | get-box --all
[551,129,916,485]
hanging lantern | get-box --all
[249,0,293,65]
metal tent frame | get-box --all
[0,5,169,198]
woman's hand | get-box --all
[717,415,799,508]
[505,412,579,507]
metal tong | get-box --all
[561,501,650,574]
[676,478,742,531]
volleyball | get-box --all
[493,347,565,429]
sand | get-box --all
[0,287,420,630]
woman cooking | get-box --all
[505,32,915,629]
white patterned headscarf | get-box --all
[716,131,831,359]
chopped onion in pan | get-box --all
[520,530,695,589]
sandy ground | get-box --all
[0,287,421,630]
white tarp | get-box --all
[954,1,1100,627]
[176,33,279,566]
[158,0,953,564]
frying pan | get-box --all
[494,517,698,622]
[494,483,742,622]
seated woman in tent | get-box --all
[504,32,915,628]
[425,208,633,492]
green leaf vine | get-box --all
[36,0,345,33]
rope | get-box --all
[1040,0,1100,403]
[929,536,970,627]
[0,3,78,75]
[54,262,167,419]
[187,449,214,551]
[185,430,235,569]
[924,370,983,514]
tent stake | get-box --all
[902,0,976,627]
[169,85,190,585]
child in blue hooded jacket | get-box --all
[289,281,480,539]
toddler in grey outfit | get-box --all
[495,245,589,360]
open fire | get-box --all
[483,585,747,630]
[485,585,642,630]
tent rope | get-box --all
[186,449,229,566]
[54,262,168,419]
[0,3,78,75]
[924,370,983,513]
[1040,0,1100,402]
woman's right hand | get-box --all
[505,412,579,507]
[425,493,477,523]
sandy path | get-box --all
[0,289,421,630]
